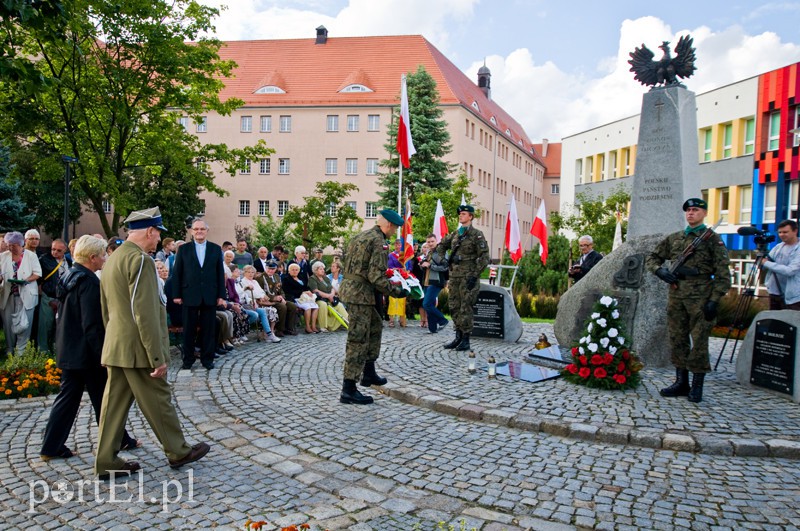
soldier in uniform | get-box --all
[435,204,491,351]
[646,198,731,403]
[95,207,210,480]
[339,209,407,405]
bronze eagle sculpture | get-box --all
[628,35,696,87]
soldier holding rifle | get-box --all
[646,198,731,403]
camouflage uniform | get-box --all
[646,227,731,373]
[435,226,491,333]
[340,225,402,381]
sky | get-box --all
[196,0,800,141]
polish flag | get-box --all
[396,76,416,168]
[530,201,549,265]
[433,199,449,243]
[504,195,523,264]
[401,196,415,265]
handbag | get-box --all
[12,306,29,336]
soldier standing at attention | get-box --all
[646,198,731,403]
[436,204,491,352]
[339,209,408,405]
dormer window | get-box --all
[490,116,497,125]
[471,101,480,111]
[254,85,285,94]
[340,84,373,93]
[505,128,511,136]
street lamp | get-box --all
[61,155,78,241]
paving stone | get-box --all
[765,439,800,459]
[540,419,571,437]
[597,425,630,445]
[510,414,542,431]
[569,423,599,441]
[433,400,466,416]
[663,434,696,452]
[482,409,516,426]
[459,404,486,421]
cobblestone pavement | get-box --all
[2,322,800,530]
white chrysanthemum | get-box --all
[591,312,600,319]
[609,345,618,354]
[600,296,614,307]
[584,335,592,343]
[600,337,610,348]
[588,343,598,353]
[612,309,619,319]
[608,328,619,338]
[579,336,587,344]
[587,323,593,332]
[597,318,607,328]
[579,346,585,354]
[618,337,625,345]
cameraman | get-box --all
[762,219,800,310]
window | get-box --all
[178,116,189,131]
[586,156,594,182]
[368,114,380,131]
[278,200,289,216]
[768,111,780,151]
[789,181,799,219]
[795,108,800,148]
[763,183,777,223]
[196,116,207,133]
[575,159,583,183]
[598,153,606,181]
[345,201,357,212]
[347,115,359,132]
[744,118,755,155]
[102,200,112,214]
[259,158,271,174]
[260,115,272,133]
[365,202,377,218]
[258,200,269,217]
[366,158,378,175]
[325,158,338,175]
[254,85,285,94]
[718,187,730,225]
[196,157,206,171]
[326,202,337,216]
[241,116,252,133]
[279,158,290,174]
[722,123,732,159]
[198,200,206,215]
[239,200,250,217]
[327,115,339,132]
[279,115,292,133]
[623,148,631,176]
[345,158,357,175]
[340,84,373,93]
[702,128,712,162]
[739,185,752,224]
[240,159,251,174]
[610,151,618,179]
[551,184,560,195]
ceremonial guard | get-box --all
[646,198,731,403]
[436,204,491,351]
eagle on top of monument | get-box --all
[628,34,696,88]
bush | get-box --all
[715,290,769,329]
[0,343,61,400]
[532,294,560,319]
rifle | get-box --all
[667,218,723,287]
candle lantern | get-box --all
[468,351,476,373]
[487,356,496,379]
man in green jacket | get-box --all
[94,207,209,480]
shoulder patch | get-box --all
[382,244,389,251]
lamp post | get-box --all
[61,155,78,241]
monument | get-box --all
[554,36,700,368]
[472,284,523,342]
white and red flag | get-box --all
[432,199,449,243]
[504,194,523,264]
[530,201,549,265]
[396,76,416,168]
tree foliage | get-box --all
[281,181,363,251]
[550,185,630,255]
[0,144,35,232]
[0,0,273,236]
[511,234,570,296]
[414,173,478,239]
[250,213,295,251]
[377,65,457,209]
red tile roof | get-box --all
[533,142,561,175]
[214,34,538,159]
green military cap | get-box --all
[682,198,707,211]
[379,208,404,226]
[457,204,475,214]
[124,206,168,231]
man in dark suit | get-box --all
[37,238,72,353]
[568,235,603,283]
[171,218,226,370]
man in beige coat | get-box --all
[94,207,209,480]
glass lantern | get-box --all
[487,356,496,379]
[468,351,476,373]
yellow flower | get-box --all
[5,390,11,395]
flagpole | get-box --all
[397,163,403,240]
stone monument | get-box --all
[472,284,523,342]
[554,36,700,368]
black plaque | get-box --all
[750,319,795,395]
[472,290,504,339]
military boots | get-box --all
[687,373,705,403]
[340,379,374,405]
[660,368,690,397]
[360,361,388,387]
[455,333,471,351]
[444,330,463,349]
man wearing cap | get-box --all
[262,260,297,336]
[435,204,491,352]
[339,209,408,405]
[96,207,209,480]
[646,198,730,404]
[171,218,226,371]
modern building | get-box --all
[117,28,545,259]
[561,61,800,252]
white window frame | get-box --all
[575,159,583,184]
[240,159,251,175]
[365,202,377,218]
[744,118,755,155]
[325,158,338,175]
[259,158,270,175]
[240,116,252,133]
[768,111,780,151]
[345,158,357,175]
[327,115,339,132]
[702,128,712,162]
[366,158,378,175]
[278,158,290,174]
[102,200,112,214]
[794,108,800,148]
[550,184,559,195]
[239,200,250,217]
[739,185,752,224]
[610,151,618,179]
[763,183,777,223]
[347,115,359,132]
[718,187,730,225]
[326,202,337,216]
[260,115,272,133]
[722,123,732,159]
[279,115,292,133]
[178,116,189,131]
[258,200,269,217]
[277,200,289,216]
[367,114,380,131]
[196,116,207,133]
[789,181,799,219]
[345,201,357,213]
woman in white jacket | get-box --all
[0,232,42,354]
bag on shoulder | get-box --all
[429,252,449,273]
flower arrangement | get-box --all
[244,522,317,531]
[0,344,61,400]
[385,268,424,299]
[562,295,643,390]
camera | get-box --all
[737,226,776,246]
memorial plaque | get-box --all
[528,345,567,364]
[473,290,505,339]
[750,319,795,395]
[481,361,561,383]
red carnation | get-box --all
[622,350,630,360]
[385,269,394,278]
[593,367,607,378]
[603,353,614,365]
[579,355,588,365]
[571,347,579,355]
[613,374,627,384]
[566,364,579,374]
[617,362,626,372]
[625,370,631,376]
[579,367,591,379]
[590,354,603,365]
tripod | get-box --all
[713,244,768,370]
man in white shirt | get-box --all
[762,219,800,310]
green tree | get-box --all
[282,181,363,251]
[0,144,35,231]
[0,0,273,236]
[250,212,295,251]
[514,234,570,295]
[377,65,457,209]
[414,173,478,238]
[551,185,630,255]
